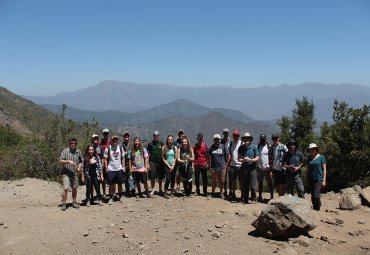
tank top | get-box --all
[165,147,176,166]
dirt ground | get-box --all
[0,178,369,255]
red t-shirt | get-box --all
[193,143,208,167]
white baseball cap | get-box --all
[214,134,221,139]
[103,128,109,133]
[308,143,318,149]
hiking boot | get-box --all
[61,203,67,211]
[164,193,170,199]
[108,198,113,205]
[86,200,91,207]
[98,200,103,206]
[72,202,80,209]
[257,196,263,203]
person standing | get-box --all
[103,135,125,205]
[122,132,133,197]
[100,128,111,198]
[193,133,209,196]
[162,135,178,199]
[81,144,104,206]
[221,128,231,197]
[269,134,288,197]
[90,134,103,200]
[208,134,228,199]
[59,138,83,211]
[282,139,305,198]
[174,129,185,192]
[238,133,259,204]
[306,143,327,211]
[129,137,152,198]
[225,130,242,200]
[257,134,273,202]
[177,136,195,197]
[147,130,165,196]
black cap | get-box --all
[287,139,298,148]
[197,133,204,139]
[260,134,267,140]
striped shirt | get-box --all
[59,148,83,174]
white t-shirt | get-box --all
[258,144,270,170]
[229,140,242,167]
[104,145,124,171]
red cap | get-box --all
[233,130,240,136]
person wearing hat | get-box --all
[306,143,327,211]
[221,128,231,197]
[100,128,111,198]
[257,134,273,202]
[208,134,228,199]
[122,132,134,197]
[103,135,125,205]
[268,134,288,197]
[225,130,242,200]
[238,133,259,204]
[193,133,209,196]
[282,139,305,198]
[147,130,165,196]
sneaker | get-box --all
[108,198,113,205]
[146,192,152,198]
[98,200,103,206]
[61,203,67,211]
[86,200,91,207]
[72,202,80,209]
[207,194,213,199]
[220,193,225,199]
[150,190,155,196]
[251,199,258,204]
[164,193,170,199]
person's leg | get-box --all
[211,169,217,195]
[92,174,101,200]
[124,167,130,196]
[201,167,208,195]
[265,170,274,199]
[176,167,181,192]
[250,169,257,201]
[238,168,245,201]
[61,174,70,205]
[194,166,201,194]
[149,162,156,193]
[71,173,78,203]
[295,175,305,198]
[228,167,234,196]
[223,168,228,196]
[170,168,177,195]
[285,174,294,196]
[85,174,92,202]
[257,167,264,200]
[311,181,321,210]
[219,168,226,198]
[157,163,165,194]
[117,170,124,199]
[164,166,171,192]
[243,170,251,203]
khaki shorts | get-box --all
[63,173,79,190]
[211,168,226,184]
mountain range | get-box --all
[26,80,370,121]
[42,99,253,125]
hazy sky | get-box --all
[1,0,370,96]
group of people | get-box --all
[59,128,327,212]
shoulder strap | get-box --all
[107,145,111,162]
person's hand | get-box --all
[244,157,251,162]
[69,160,75,165]
[322,180,326,188]
[81,176,85,184]
[101,176,104,182]
[90,158,96,164]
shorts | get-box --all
[149,161,165,180]
[63,172,79,190]
[107,170,124,185]
[133,172,147,184]
[273,169,286,185]
[257,167,272,183]
[229,166,240,181]
[211,168,226,183]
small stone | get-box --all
[335,218,344,225]
[123,219,130,223]
[92,240,99,244]
[184,235,190,239]
[129,209,134,212]
[122,233,129,238]
[357,220,366,224]
[183,249,189,253]
[231,226,239,230]
[138,244,146,250]
[211,232,221,238]
[348,231,357,236]
[83,231,89,237]
[0,222,3,226]
[207,228,213,232]
[198,244,203,247]
[291,236,311,247]
[360,245,369,250]
[110,224,115,227]
[215,222,224,228]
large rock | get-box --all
[339,187,356,195]
[360,187,370,206]
[339,194,361,210]
[252,195,319,238]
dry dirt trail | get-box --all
[0,178,369,255]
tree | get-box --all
[277,96,317,148]
[320,100,370,190]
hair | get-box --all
[181,135,192,154]
[163,135,174,156]
[69,138,77,144]
[84,144,96,168]
[132,137,144,157]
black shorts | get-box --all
[107,170,124,185]
[149,161,165,180]
[133,172,147,184]
[273,169,286,185]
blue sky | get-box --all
[1,0,370,96]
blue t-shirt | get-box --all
[209,144,227,171]
[238,144,259,170]
[282,151,305,175]
[307,154,326,182]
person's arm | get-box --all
[322,163,327,187]
[306,162,310,182]
[187,148,195,162]
[162,146,171,169]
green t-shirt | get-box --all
[147,140,164,163]
[307,154,326,182]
